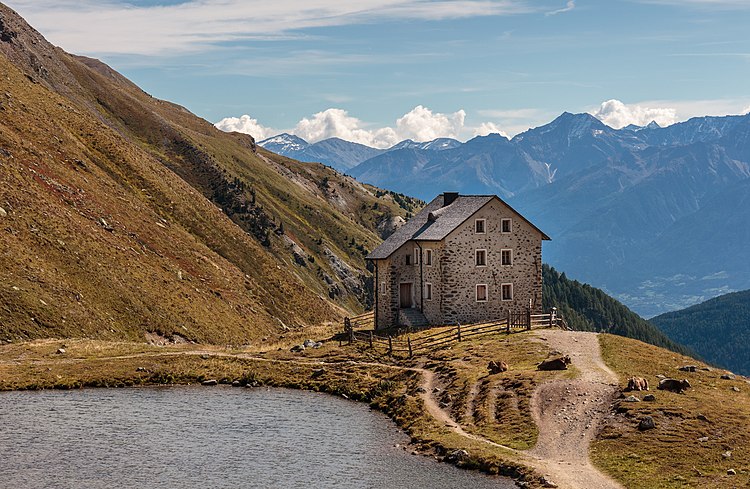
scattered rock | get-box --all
[638,416,656,431]
[656,374,666,379]
[721,373,736,380]
[626,376,649,391]
[445,449,469,463]
[312,342,323,349]
[290,344,305,353]
[657,378,691,393]
[622,395,641,403]
[697,436,709,442]
[56,348,66,354]
[201,379,218,386]
[727,469,736,476]
[678,365,697,372]
[232,380,241,387]
[0,206,6,218]
[540,476,558,488]
[311,368,326,379]
[415,387,426,394]
[697,414,710,422]
[643,394,656,402]
[98,217,114,232]
[722,450,732,459]
[488,360,508,374]
[731,386,740,392]
[303,339,316,348]
[135,367,147,372]
[537,356,571,371]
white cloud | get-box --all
[216,105,470,149]
[214,115,277,141]
[545,0,575,16]
[473,122,509,138]
[6,0,540,56]
[395,105,466,142]
[592,99,678,129]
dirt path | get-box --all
[527,330,624,489]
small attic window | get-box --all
[475,219,486,234]
[501,218,512,233]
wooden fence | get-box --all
[342,308,568,357]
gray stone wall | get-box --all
[374,197,544,329]
[440,199,543,325]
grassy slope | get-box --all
[650,289,750,375]
[594,334,750,488]
[0,4,419,344]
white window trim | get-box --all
[501,248,513,266]
[476,284,488,302]
[475,218,486,234]
[414,247,420,265]
[501,283,513,301]
[425,248,433,267]
[425,282,432,301]
[380,281,387,295]
[501,218,512,234]
[475,248,487,267]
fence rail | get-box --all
[342,308,567,357]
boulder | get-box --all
[0,206,6,218]
[721,373,736,380]
[678,365,697,372]
[622,395,641,403]
[311,368,326,379]
[445,449,470,463]
[488,360,508,374]
[625,377,649,391]
[537,356,571,371]
[202,379,218,386]
[303,339,316,348]
[232,380,241,387]
[727,469,736,476]
[638,416,656,431]
[290,344,305,353]
[657,378,691,393]
[643,394,656,402]
[56,348,66,354]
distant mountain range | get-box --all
[258,133,461,171]
[259,112,750,317]
[651,289,750,375]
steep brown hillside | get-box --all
[0,3,419,344]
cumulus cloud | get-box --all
[216,106,475,148]
[395,105,466,142]
[592,99,678,129]
[214,115,277,141]
[473,122,509,138]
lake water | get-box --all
[0,386,513,488]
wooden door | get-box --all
[399,283,412,308]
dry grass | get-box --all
[594,333,750,487]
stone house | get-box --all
[366,192,550,330]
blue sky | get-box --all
[7,0,750,147]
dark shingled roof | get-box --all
[367,193,550,260]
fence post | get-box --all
[457,323,462,342]
[550,307,557,328]
[526,307,532,331]
[506,308,511,334]
[407,337,412,358]
[388,336,393,355]
[345,317,353,344]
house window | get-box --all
[476,284,488,302]
[501,283,513,301]
[425,249,433,266]
[380,282,386,295]
[475,249,487,267]
[501,218,512,233]
[475,219,486,234]
[501,249,513,266]
[405,254,412,265]
[425,283,432,300]
[414,247,420,265]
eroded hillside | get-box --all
[0,3,420,344]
